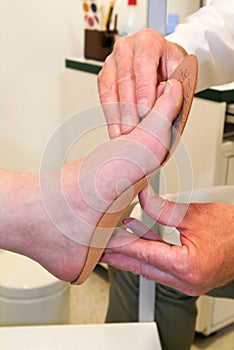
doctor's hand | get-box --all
[97,28,187,138]
[102,187,234,296]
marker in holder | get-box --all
[83,1,118,61]
[84,29,117,61]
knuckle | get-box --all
[97,78,116,102]
[98,84,113,102]
[97,56,115,95]
[136,28,159,41]
[113,37,130,56]
[171,252,204,286]
[156,199,175,223]
[117,70,134,89]
[135,82,151,99]
[170,250,212,296]
[136,28,164,50]
[186,271,202,286]
[131,263,146,277]
[182,267,208,293]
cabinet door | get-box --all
[160,97,226,193]
[218,141,234,185]
[212,298,234,331]
[196,296,234,335]
[227,156,234,185]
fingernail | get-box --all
[122,217,133,225]
[159,81,167,87]
[164,80,173,94]
[110,124,121,138]
[137,98,149,118]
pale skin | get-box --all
[98,28,234,295]
[0,79,182,282]
[102,187,234,296]
[97,28,187,138]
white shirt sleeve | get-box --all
[166,0,234,92]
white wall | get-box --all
[0,0,202,173]
[167,0,201,22]
[115,1,201,32]
[0,0,83,172]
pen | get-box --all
[105,0,115,31]
[114,13,118,33]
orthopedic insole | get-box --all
[72,54,198,285]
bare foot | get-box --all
[0,79,182,282]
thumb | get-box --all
[139,185,189,228]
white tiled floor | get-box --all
[69,269,234,350]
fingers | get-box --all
[113,37,139,135]
[104,237,192,285]
[97,29,167,138]
[140,79,183,138]
[139,186,189,227]
[107,218,162,249]
[106,227,138,249]
[125,79,183,172]
[132,79,183,138]
[107,236,177,271]
[122,217,163,241]
[101,252,197,295]
[134,30,165,116]
[97,55,121,138]
[98,36,138,138]
[102,251,177,283]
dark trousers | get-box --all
[106,267,234,350]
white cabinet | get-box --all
[196,296,234,336]
[160,97,226,194]
[228,156,234,185]
[218,141,234,186]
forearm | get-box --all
[167,0,234,91]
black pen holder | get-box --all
[84,29,117,61]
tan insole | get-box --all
[72,54,198,285]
